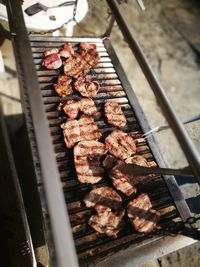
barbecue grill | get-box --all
[2,0,200,267]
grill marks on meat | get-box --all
[61,98,98,119]
[105,130,137,160]
[61,116,102,148]
[127,193,160,233]
[84,187,125,237]
[54,75,73,97]
[63,43,100,78]
[73,76,100,97]
[59,43,74,58]
[79,115,102,141]
[104,102,127,128]
[107,155,155,196]
[61,119,80,148]
[74,141,107,184]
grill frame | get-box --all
[29,35,191,265]
[4,0,198,266]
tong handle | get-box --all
[124,164,194,177]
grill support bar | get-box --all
[106,0,200,181]
[4,1,79,267]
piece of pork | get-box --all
[54,75,73,97]
[42,53,62,69]
[60,119,80,148]
[79,115,102,141]
[73,76,100,98]
[59,43,74,58]
[127,193,160,233]
[104,102,127,128]
[105,130,137,160]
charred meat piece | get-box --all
[104,102,127,128]
[73,76,100,98]
[79,98,99,116]
[127,193,160,233]
[79,115,102,141]
[61,119,80,148]
[84,186,122,210]
[62,100,80,119]
[61,98,98,119]
[74,141,107,184]
[63,53,87,78]
[59,43,74,58]
[54,75,73,97]
[42,52,62,69]
[84,186,124,237]
[105,130,137,160]
[110,161,137,196]
[89,208,125,238]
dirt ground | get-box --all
[0,0,200,266]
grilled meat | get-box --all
[62,100,80,119]
[110,161,137,196]
[88,208,125,237]
[73,76,100,98]
[104,102,127,128]
[59,43,74,58]
[105,130,137,160]
[79,115,102,141]
[63,53,87,78]
[54,75,73,97]
[42,52,62,69]
[74,141,107,184]
[79,98,99,116]
[61,119,80,148]
[84,186,122,210]
[44,48,59,57]
[61,115,101,148]
[61,98,98,119]
[84,186,124,237]
[127,193,160,233]
[63,43,100,77]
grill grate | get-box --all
[29,36,181,265]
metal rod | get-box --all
[4,1,79,267]
[102,14,115,37]
[106,0,200,182]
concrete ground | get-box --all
[0,0,200,266]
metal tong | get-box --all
[143,114,200,139]
[121,164,194,178]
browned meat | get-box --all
[63,53,87,78]
[54,75,73,97]
[79,98,99,116]
[74,141,107,184]
[88,209,125,237]
[104,102,127,128]
[60,119,80,148]
[127,193,160,233]
[79,115,102,141]
[42,52,62,69]
[61,98,98,119]
[62,100,80,119]
[73,76,100,97]
[109,161,137,196]
[105,130,137,160]
[84,186,124,237]
[84,186,122,210]
[59,43,74,58]
[79,42,97,54]
[44,48,59,57]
